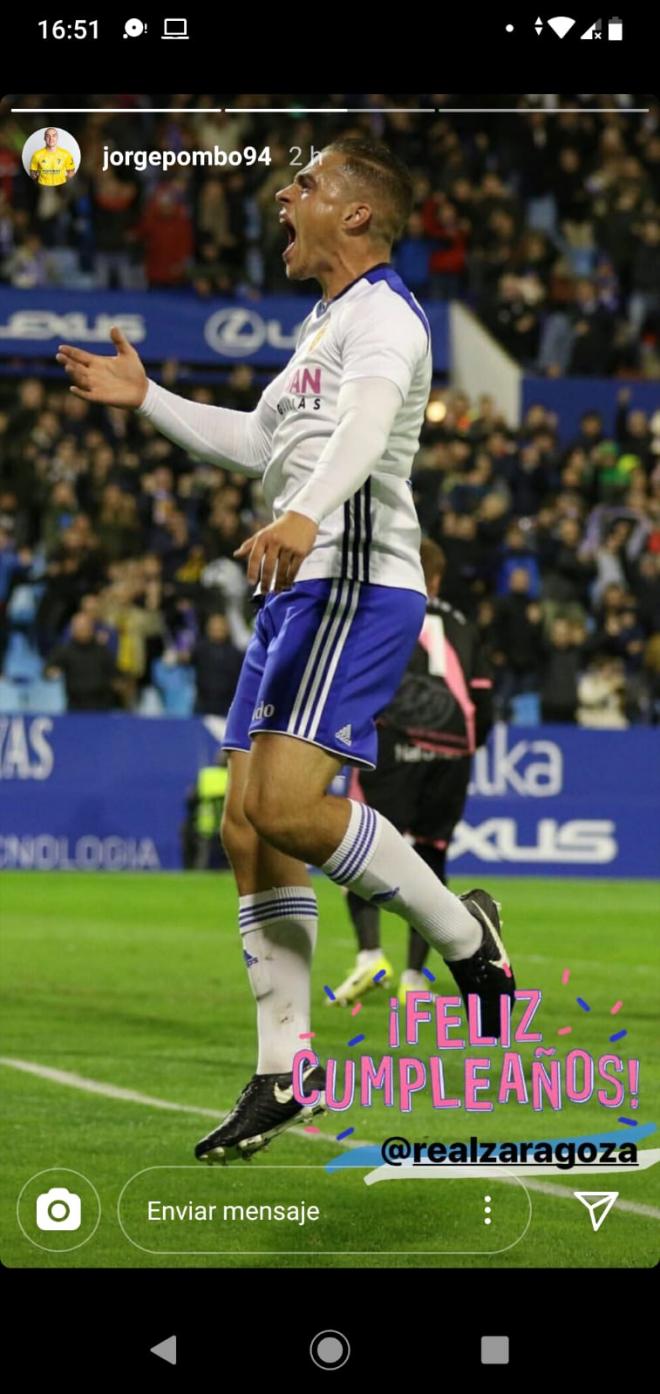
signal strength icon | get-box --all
[581,18,603,38]
[548,15,577,37]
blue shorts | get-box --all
[223,578,426,769]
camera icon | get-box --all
[35,1187,82,1232]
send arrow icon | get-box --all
[574,1192,619,1232]
[150,1336,177,1366]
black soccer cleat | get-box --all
[195,1064,326,1164]
[446,889,516,1039]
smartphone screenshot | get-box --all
[1,9,658,1377]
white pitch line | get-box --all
[2,1056,659,1222]
[0,1057,219,1118]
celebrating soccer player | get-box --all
[56,139,516,1164]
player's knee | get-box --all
[243,780,298,846]
[220,797,253,862]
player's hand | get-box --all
[55,327,148,408]
[234,511,319,592]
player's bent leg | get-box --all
[243,733,515,1039]
[196,748,325,1165]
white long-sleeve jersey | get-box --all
[138,263,432,594]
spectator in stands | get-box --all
[567,278,615,375]
[496,521,542,598]
[36,519,105,655]
[421,195,468,299]
[100,575,165,707]
[92,171,142,289]
[481,273,541,365]
[45,611,118,711]
[3,232,51,288]
[95,484,141,561]
[63,593,118,657]
[591,519,634,604]
[202,499,248,561]
[634,552,660,634]
[577,656,628,728]
[394,210,432,297]
[187,613,244,717]
[628,217,660,339]
[588,599,646,675]
[540,617,586,724]
[615,391,654,472]
[542,516,595,615]
[136,180,193,288]
[492,567,545,713]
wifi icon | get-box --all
[548,15,577,37]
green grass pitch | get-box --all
[1,871,658,1269]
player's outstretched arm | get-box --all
[56,327,273,475]
[56,327,148,408]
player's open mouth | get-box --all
[281,216,297,261]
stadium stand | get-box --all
[1,96,658,722]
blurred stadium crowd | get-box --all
[2,374,659,725]
[0,95,659,724]
[1,94,659,371]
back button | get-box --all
[150,1335,177,1366]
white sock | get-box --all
[239,886,318,1074]
[323,802,481,962]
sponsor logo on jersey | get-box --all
[285,367,322,396]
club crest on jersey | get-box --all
[305,324,329,354]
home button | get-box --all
[310,1331,351,1370]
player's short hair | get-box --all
[420,538,446,586]
[324,137,414,246]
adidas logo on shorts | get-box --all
[335,724,352,746]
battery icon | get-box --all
[608,17,623,39]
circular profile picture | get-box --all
[22,126,81,187]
